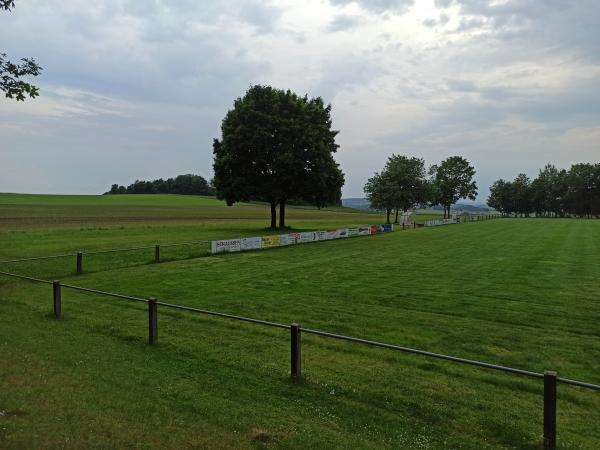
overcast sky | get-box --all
[1,0,599,201]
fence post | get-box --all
[291,323,301,379]
[53,280,61,318]
[154,245,160,262]
[544,371,557,449]
[76,252,83,274]
[148,297,158,345]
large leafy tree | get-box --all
[511,173,532,216]
[364,171,396,224]
[383,154,428,223]
[488,179,513,215]
[429,156,477,218]
[1,1,42,101]
[565,163,598,218]
[213,85,344,229]
[530,164,565,217]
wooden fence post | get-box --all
[544,371,557,449]
[291,323,301,379]
[76,252,83,274]
[155,245,160,262]
[53,280,61,318]
[148,297,158,345]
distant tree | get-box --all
[213,85,344,229]
[511,173,532,216]
[383,155,428,223]
[364,171,395,223]
[1,1,42,101]
[488,179,513,215]
[104,174,214,196]
[429,156,477,218]
[565,163,597,218]
[489,162,600,218]
[530,164,565,217]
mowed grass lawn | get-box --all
[0,194,598,449]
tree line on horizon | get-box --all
[488,163,600,218]
[364,155,478,223]
[105,174,215,196]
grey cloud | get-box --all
[1,0,272,107]
[423,13,450,28]
[455,16,486,32]
[328,14,363,32]
[329,0,414,14]
[238,1,283,34]
[445,78,477,92]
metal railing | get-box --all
[1,269,599,449]
[0,240,212,273]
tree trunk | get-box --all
[386,209,391,224]
[279,200,286,228]
[394,208,399,224]
[270,202,277,229]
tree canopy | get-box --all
[105,174,214,196]
[364,155,477,221]
[429,156,477,218]
[213,85,344,229]
[1,1,42,101]
[363,171,396,224]
[489,163,600,217]
[363,155,428,223]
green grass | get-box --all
[0,194,598,449]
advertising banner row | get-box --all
[424,218,460,227]
[211,224,394,254]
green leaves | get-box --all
[0,0,15,11]
[488,163,600,217]
[213,85,344,227]
[430,156,477,216]
[366,155,475,219]
[1,0,43,102]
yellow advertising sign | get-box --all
[261,235,281,248]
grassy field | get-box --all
[1,194,598,449]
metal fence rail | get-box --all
[1,268,598,449]
[0,216,502,267]
[0,240,212,265]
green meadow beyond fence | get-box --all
[0,267,598,450]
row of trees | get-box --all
[106,174,215,196]
[488,163,600,217]
[364,155,477,223]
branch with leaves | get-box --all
[0,54,42,100]
[1,0,42,101]
[1,0,15,11]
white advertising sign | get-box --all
[298,232,317,243]
[335,228,349,239]
[347,228,359,237]
[279,233,298,246]
[325,230,337,240]
[241,236,262,251]
[358,227,371,236]
[315,231,327,241]
[211,238,242,253]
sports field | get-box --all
[1,194,599,449]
